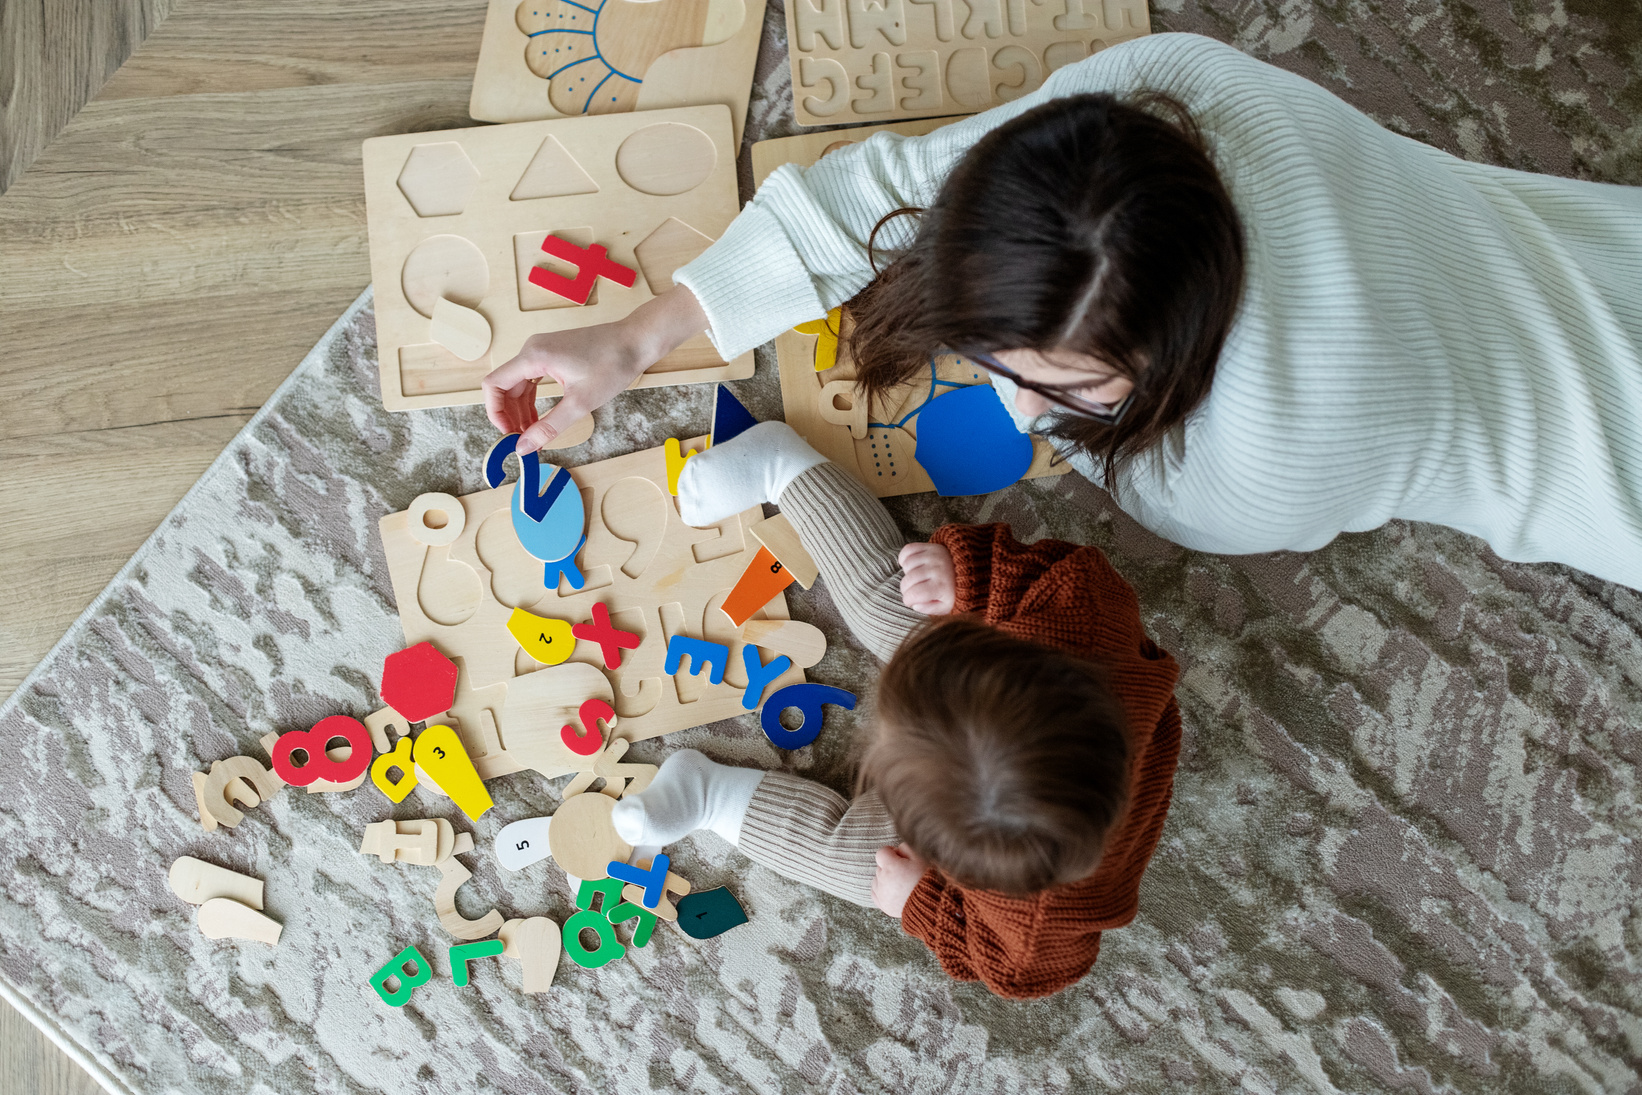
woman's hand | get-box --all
[482,284,710,455]
[872,843,928,918]
[898,542,956,615]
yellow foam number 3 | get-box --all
[414,725,494,821]
[507,607,576,666]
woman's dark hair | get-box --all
[840,91,1244,488]
[862,616,1131,895]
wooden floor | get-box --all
[0,0,491,1086]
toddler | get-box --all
[612,421,1181,998]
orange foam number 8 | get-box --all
[271,716,373,787]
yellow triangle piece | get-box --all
[508,608,575,665]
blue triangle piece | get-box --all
[711,384,759,446]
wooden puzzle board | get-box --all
[379,438,810,781]
[363,105,753,412]
[754,123,1068,497]
[469,0,769,147]
[785,0,1149,126]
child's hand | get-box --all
[898,542,956,615]
[872,843,928,918]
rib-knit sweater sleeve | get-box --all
[898,523,1183,999]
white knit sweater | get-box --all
[675,34,1642,587]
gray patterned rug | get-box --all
[3,4,1641,1093]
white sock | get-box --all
[610,749,766,847]
[678,421,827,528]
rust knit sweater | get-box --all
[898,523,1183,1000]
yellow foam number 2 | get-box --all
[507,607,575,666]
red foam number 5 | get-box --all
[271,715,373,786]
[561,699,616,757]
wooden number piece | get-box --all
[436,832,506,940]
[619,861,691,921]
[265,716,373,791]
[748,513,818,589]
[500,917,562,993]
[414,724,494,821]
[675,886,749,940]
[547,791,633,881]
[740,618,827,669]
[370,945,433,1007]
[193,757,283,831]
[721,547,796,627]
[760,683,857,750]
[528,236,636,304]
[449,939,505,987]
[168,857,264,910]
[198,898,282,945]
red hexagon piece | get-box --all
[380,642,458,723]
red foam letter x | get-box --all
[528,236,637,305]
[571,603,642,670]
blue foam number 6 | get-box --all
[759,684,857,750]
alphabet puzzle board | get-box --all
[785,0,1149,126]
[378,437,812,782]
[362,105,753,412]
[469,0,768,146]
[753,122,1068,497]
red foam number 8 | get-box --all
[271,715,373,787]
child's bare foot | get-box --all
[898,542,956,615]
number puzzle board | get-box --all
[754,122,1067,497]
[363,105,753,412]
[470,0,768,147]
[379,438,810,781]
[785,0,1148,126]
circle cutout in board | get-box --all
[402,234,490,319]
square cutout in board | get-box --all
[363,105,752,412]
[752,120,1069,497]
[469,0,767,146]
[785,0,1148,127]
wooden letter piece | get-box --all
[370,945,433,1007]
[561,698,615,757]
[606,853,671,910]
[168,857,264,910]
[570,603,642,670]
[364,706,411,755]
[359,819,443,865]
[436,832,506,940]
[664,635,730,685]
[740,618,827,669]
[562,738,658,801]
[194,757,284,831]
[500,917,562,993]
[620,862,692,922]
[748,513,819,589]
[371,737,419,802]
[741,645,793,711]
[198,898,282,945]
[449,939,505,987]
[664,437,708,496]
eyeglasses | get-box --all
[970,352,1133,424]
[965,351,1136,423]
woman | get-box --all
[484,33,1642,588]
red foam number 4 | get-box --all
[528,236,637,305]
[571,603,641,670]
[271,715,373,787]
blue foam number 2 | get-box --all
[759,684,857,750]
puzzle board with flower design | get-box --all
[363,105,752,412]
[378,438,816,781]
[785,0,1148,126]
[753,122,1068,497]
[469,0,768,145]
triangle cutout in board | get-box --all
[510,136,600,201]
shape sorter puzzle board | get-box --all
[753,122,1068,497]
[363,105,753,412]
[379,438,812,782]
[469,0,768,146]
[785,0,1149,126]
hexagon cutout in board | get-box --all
[397,143,482,217]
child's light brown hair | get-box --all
[863,616,1130,896]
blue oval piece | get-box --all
[913,384,1034,496]
[511,457,585,566]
